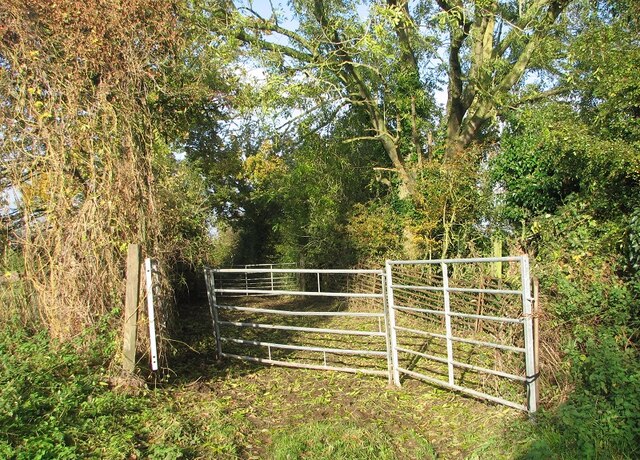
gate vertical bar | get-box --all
[520,256,538,413]
[441,262,455,385]
[384,261,401,386]
[204,268,223,360]
[380,272,393,385]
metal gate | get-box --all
[205,256,537,412]
[204,267,392,379]
[385,256,537,412]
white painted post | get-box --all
[521,256,538,413]
[204,268,223,360]
[144,258,158,371]
[384,261,401,387]
[441,262,455,386]
[380,272,393,385]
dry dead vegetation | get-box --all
[0,0,212,353]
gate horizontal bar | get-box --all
[396,346,527,382]
[217,305,384,318]
[393,326,526,353]
[234,263,296,267]
[391,284,442,292]
[220,320,387,337]
[387,256,524,265]
[221,353,389,376]
[229,278,291,283]
[214,288,383,298]
[397,367,527,411]
[393,305,524,324]
[391,284,523,295]
[396,346,449,365]
[221,337,387,356]
[212,268,384,274]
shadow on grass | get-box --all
[165,294,361,385]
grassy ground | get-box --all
[1,295,536,459]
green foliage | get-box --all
[568,0,640,145]
[523,333,640,459]
[0,328,238,459]
[346,201,404,262]
[496,198,640,460]
[0,249,35,328]
[417,157,492,258]
[627,201,640,272]
[231,115,385,267]
[532,202,633,329]
[489,3,640,455]
[492,104,639,223]
[561,334,640,456]
[269,420,436,460]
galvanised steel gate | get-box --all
[385,256,537,412]
[205,256,538,412]
[205,267,392,379]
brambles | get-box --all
[0,0,216,355]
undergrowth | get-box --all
[0,324,239,459]
[3,293,638,460]
[269,420,435,460]
[520,333,640,460]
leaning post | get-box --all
[122,243,141,373]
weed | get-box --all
[0,327,240,459]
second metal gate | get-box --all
[205,267,392,380]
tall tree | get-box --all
[204,0,573,206]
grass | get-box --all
[269,420,435,460]
[0,324,241,459]
[169,297,534,459]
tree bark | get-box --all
[441,0,569,159]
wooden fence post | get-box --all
[122,244,141,373]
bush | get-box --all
[523,334,640,459]
[0,327,238,459]
[517,200,640,459]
